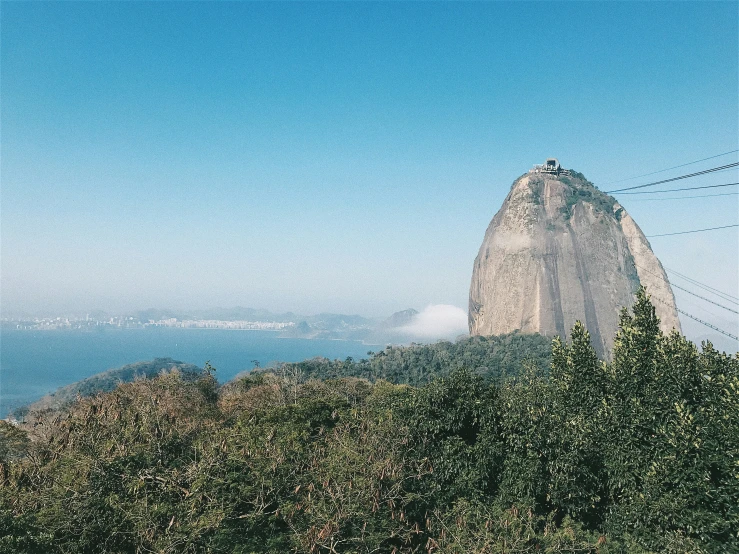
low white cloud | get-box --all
[399,304,468,339]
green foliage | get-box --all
[0,509,54,554]
[497,361,553,511]
[407,369,503,504]
[429,501,611,553]
[603,288,739,552]
[560,171,619,221]
[260,331,552,388]
[14,357,204,419]
[1,292,737,552]
[0,421,29,462]
[548,324,608,526]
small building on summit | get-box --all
[544,158,560,173]
[530,158,568,176]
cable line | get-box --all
[650,295,738,341]
[605,162,739,193]
[616,182,738,195]
[632,261,738,314]
[646,224,738,237]
[626,192,739,202]
[674,308,738,341]
[665,267,739,303]
[674,290,726,321]
[601,149,738,186]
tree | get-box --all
[602,288,739,551]
[497,361,553,512]
[406,368,503,506]
[548,323,608,526]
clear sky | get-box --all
[1,2,737,343]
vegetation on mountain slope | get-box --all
[12,358,203,420]
[1,289,736,553]
[256,330,552,388]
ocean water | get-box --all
[0,328,377,418]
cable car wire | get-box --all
[601,149,738,186]
[649,294,738,341]
[673,307,738,341]
[632,261,738,314]
[616,182,738,195]
[605,163,739,193]
[625,192,739,201]
[665,267,739,302]
[646,224,738,237]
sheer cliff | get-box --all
[469,168,681,358]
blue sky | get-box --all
[1,2,737,341]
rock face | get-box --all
[469,169,681,358]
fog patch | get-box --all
[399,304,468,340]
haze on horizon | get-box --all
[1,3,737,345]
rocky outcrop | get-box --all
[469,169,680,358]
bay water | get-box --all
[0,328,377,418]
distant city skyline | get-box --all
[2,2,737,345]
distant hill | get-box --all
[137,306,299,323]
[109,306,468,345]
[277,309,442,343]
[134,306,381,340]
[13,358,203,419]
[379,308,419,329]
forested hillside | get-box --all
[1,290,737,553]
[12,358,203,420]
[257,330,552,387]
